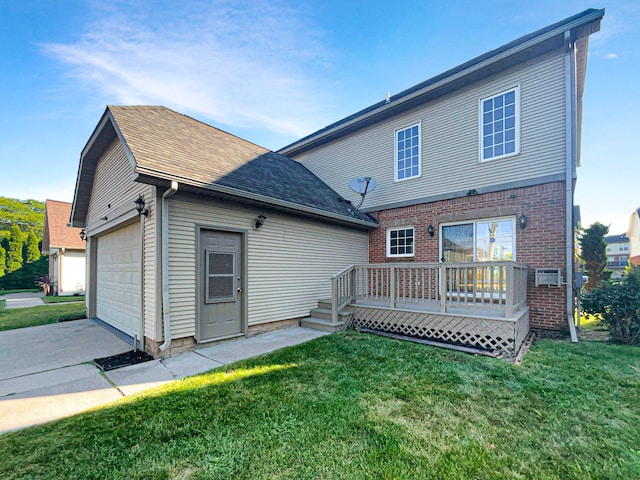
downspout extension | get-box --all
[160,181,178,351]
[565,31,578,342]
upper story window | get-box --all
[387,227,415,257]
[395,123,421,181]
[480,86,519,162]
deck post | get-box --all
[350,268,356,305]
[440,264,447,313]
[389,265,396,309]
[505,263,514,318]
[331,275,338,324]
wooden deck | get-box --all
[330,262,530,355]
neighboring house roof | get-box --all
[605,233,629,244]
[71,106,376,229]
[279,8,604,157]
[42,199,86,254]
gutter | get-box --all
[564,31,578,342]
[135,166,377,229]
[160,181,179,351]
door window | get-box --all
[441,218,515,262]
[205,251,236,302]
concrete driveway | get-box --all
[0,318,328,434]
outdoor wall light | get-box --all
[428,224,435,237]
[134,195,149,217]
[79,229,87,241]
[255,214,267,229]
[519,214,527,230]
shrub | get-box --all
[581,267,640,345]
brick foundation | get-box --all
[368,181,569,331]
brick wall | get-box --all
[368,181,569,331]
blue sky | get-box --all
[0,1,637,234]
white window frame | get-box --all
[394,122,421,182]
[478,86,520,162]
[386,226,415,258]
[439,216,517,262]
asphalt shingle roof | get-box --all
[42,200,86,253]
[107,106,374,224]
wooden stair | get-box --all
[301,299,353,332]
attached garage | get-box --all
[95,221,141,339]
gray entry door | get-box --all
[199,230,243,341]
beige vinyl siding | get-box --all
[167,197,369,339]
[294,51,566,210]
[86,139,157,341]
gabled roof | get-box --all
[42,200,85,254]
[605,233,628,244]
[71,106,377,229]
[279,8,604,157]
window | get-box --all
[441,218,515,262]
[387,227,415,257]
[395,123,421,181]
[205,251,236,303]
[480,87,519,161]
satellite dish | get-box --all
[348,176,377,210]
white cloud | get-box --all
[604,53,618,60]
[40,1,336,141]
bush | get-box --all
[581,267,640,345]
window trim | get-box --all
[478,85,520,163]
[439,216,517,262]
[386,226,415,258]
[394,122,422,182]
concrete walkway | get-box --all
[2,291,46,309]
[0,319,328,434]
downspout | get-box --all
[564,31,578,342]
[160,181,178,351]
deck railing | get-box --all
[331,261,528,323]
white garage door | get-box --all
[96,221,141,339]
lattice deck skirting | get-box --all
[351,305,530,354]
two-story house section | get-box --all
[280,9,604,339]
[605,233,629,279]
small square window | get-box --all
[387,227,415,257]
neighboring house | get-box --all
[71,9,604,357]
[280,8,604,345]
[42,200,86,295]
[605,233,629,278]
[70,106,376,355]
[628,208,640,267]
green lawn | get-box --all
[0,303,86,331]
[0,333,638,478]
[41,295,85,304]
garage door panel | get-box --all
[96,222,141,338]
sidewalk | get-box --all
[2,292,45,309]
[0,322,328,434]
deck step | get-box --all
[309,306,352,322]
[301,316,347,332]
[317,299,332,310]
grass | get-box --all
[0,299,4,311]
[0,289,39,296]
[0,303,86,331]
[41,295,85,304]
[0,333,638,479]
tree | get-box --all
[6,223,24,274]
[582,267,640,345]
[24,227,40,263]
[579,222,609,291]
[0,244,5,278]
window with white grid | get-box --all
[387,227,415,257]
[395,123,421,181]
[480,87,519,161]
